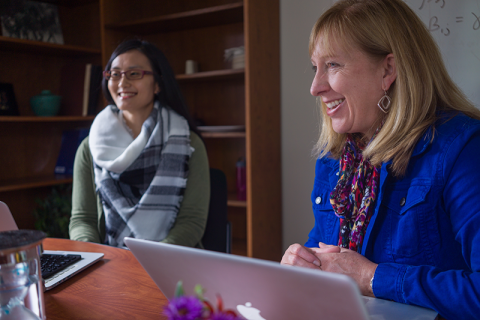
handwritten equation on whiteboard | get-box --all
[403,0,480,107]
[405,0,480,36]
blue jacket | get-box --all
[306,113,480,320]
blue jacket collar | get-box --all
[412,126,432,157]
[319,123,434,168]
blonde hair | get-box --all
[311,0,480,177]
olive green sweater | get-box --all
[69,132,210,248]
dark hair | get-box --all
[102,38,199,136]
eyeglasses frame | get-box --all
[103,69,154,81]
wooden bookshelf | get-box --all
[0,0,281,261]
[101,0,281,261]
[0,0,101,229]
[232,238,248,256]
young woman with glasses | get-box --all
[69,39,210,248]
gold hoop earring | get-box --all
[377,91,391,113]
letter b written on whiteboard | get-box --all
[404,0,480,109]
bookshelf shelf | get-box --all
[48,0,98,6]
[200,132,246,138]
[176,69,244,82]
[105,2,244,34]
[0,175,73,193]
[228,193,247,208]
[0,116,95,123]
[0,36,101,56]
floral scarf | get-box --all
[329,125,383,252]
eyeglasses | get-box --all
[103,69,154,81]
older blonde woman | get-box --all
[281,0,480,319]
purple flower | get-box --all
[163,296,204,320]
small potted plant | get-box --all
[164,281,243,320]
[33,184,71,238]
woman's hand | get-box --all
[282,242,378,297]
[315,243,378,297]
[281,243,340,269]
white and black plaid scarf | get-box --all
[89,102,192,247]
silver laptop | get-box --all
[0,201,104,291]
[125,237,438,320]
[42,250,104,291]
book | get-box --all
[0,82,19,116]
[54,128,89,175]
[82,63,92,116]
[59,63,96,116]
[87,65,103,116]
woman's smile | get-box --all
[325,98,345,110]
[118,91,136,99]
[325,98,345,115]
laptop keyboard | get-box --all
[41,254,81,279]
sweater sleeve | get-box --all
[160,132,210,247]
[373,128,480,320]
[69,137,102,243]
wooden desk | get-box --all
[43,238,168,320]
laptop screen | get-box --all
[125,237,437,320]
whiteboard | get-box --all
[403,0,480,108]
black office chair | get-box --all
[201,168,231,253]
